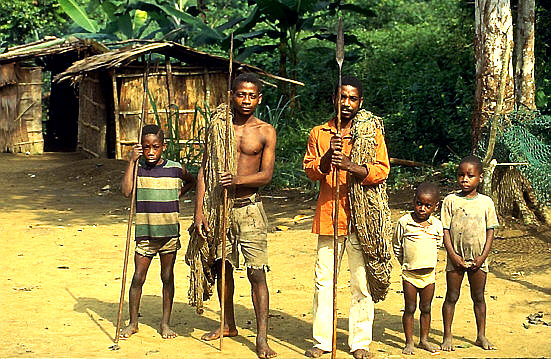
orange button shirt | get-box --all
[303,119,390,236]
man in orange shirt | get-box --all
[303,76,390,359]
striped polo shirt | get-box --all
[135,159,184,241]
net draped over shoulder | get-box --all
[185,104,237,314]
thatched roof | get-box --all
[54,40,303,86]
[0,36,108,64]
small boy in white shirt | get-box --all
[393,182,443,355]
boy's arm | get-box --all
[391,220,405,265]
[443,228,467,269]
[180,168,196,197]
[193,143,209,239]
[219,124,277,188]
[472,228,495,270]
[121,145,142,198]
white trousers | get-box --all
[312,234,374,352]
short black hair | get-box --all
[232,72,262,93]
[415,182,440,202]
[334,75,363,98]
[141,124,164,143]
[459,155,483,174]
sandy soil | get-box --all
[1,152,550,358]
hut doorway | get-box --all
[43,61,80,152]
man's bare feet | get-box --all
[256,337,277,359]
[160,323,177,339]
[418,339,440,353]
[441,336,454,351]
[200,327,238,341]
[402,342,415,355]
[475,336,496,350]
[304,347,329,358]
[352,348,370,359]
[119,323,138,339]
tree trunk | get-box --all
[278,32,289,101]
[491,166,549,225]
[472,0,514,149]
[473,0,549,225]
[515,0,536,110]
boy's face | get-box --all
[232,81,262,117]
[412,192,439,222]
[142,133,165,166]
[333,85,363,121]
[457,162,482,194]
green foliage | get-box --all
[0,0,69,46]
[349,0,474,163]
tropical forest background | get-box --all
[1,0,550,192]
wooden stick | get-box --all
[332,17,344,359]
[220,33,234,351]
[113,54,151,346]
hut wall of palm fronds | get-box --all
[113,64,227,160]
[0,63,43,154]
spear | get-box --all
[110,53,151,351]
[331,17,344,359]
[219,32,234,351]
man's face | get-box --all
[333,85,363,121]
[232,81,262,117]
[141,134,165,166]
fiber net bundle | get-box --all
[185,103,237,314]
[348,109,393,303]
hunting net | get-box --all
[185,103,237,314]
[485,110,551,205]
[349,109,393,303]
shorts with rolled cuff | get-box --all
[216,193,269,271]
[135,237,181,258]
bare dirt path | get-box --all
[1,153,550,358]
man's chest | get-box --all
[234,126,264,156]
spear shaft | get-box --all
[331,17,344,359]
[219,33,233,351]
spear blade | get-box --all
[336,17,344,67]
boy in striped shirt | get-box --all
[120,124,195,339]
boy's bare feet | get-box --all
[475,336,496,350]
[402,342,415,355]
[200,327,238,341]
[441,336,454,351]
[304,347,329,358]
[418,339,440,353]
[119,323,138,339]
[352,349,370,359]
[256,337,277,358]
[160,323,177,339]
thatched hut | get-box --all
[54,41,301,160]
[0,37,108,154]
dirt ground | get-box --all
[1,152,550,358]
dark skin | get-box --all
[401,192,440,355]
[120,134,195,339]
[441,162,496,351]
[194,81,277,359]
[305,85,369,359]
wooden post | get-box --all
[111,71,122,160]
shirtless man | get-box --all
[194,73,277,359]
